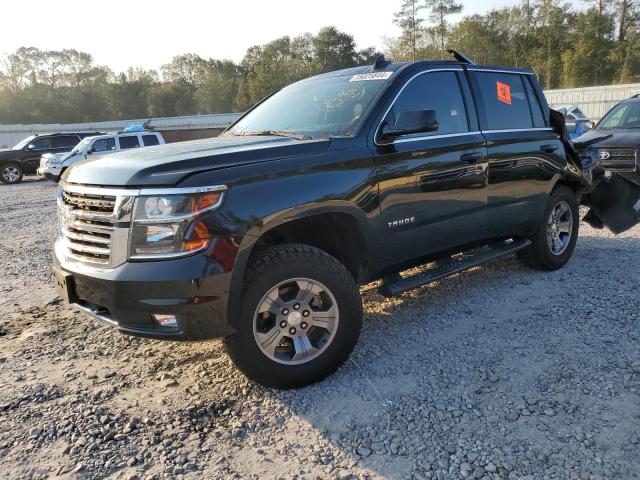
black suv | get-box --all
[0,132,99,184]
[52,56,639,388]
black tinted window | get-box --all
[142,134,160,146]
[523,77,546,128]
[119,136,140,149]
[475,72,533,130]
[30,137,54,150]
[53,135,80,149]
[388,71,468,137]
[91,138,116,153]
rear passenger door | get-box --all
[373,69,488,268]
[468,69,565,240]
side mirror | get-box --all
[26,144,35,150]
[381,109,439,142]
[87,147,95,154]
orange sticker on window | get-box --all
[497,81,512,105]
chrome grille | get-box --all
[59,190,116,265]
[57,184,136,268]
[598,148,637,172]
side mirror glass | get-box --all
[27,144,35,150]
[381,109,439,142]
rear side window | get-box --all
[54,135,80,148]
[474,72,534,130]
[119,136,140,150]
[91,138,116,153]
[523,77,546,128]
[388,71,468,137]
[142,134,160,146]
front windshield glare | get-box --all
[226,74,390,139]
[597,101,640,130]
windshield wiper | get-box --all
[236,130,311,141]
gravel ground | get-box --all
[0,179,639,480]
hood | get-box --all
[575,128,640,149]
[65,135,331,187]
[0,149,22,161]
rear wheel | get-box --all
[517,186,579,270]
[224,244,362,389]
[1,163,23,184]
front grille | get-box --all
[598,148,637,172]
[59,188,118,266]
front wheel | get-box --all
[1,163,23,184]
[517,185,579,270]
[225,244,362,389]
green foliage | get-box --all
[1,8,639,125]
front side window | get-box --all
[30,137,54,150]
[91,138,116,153]
[474,72,534,130]
[119,136,140,149]
[225,73,391,139]
[597,101,640,130]
[386,71,469,137]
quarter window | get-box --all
[523,77,546,128]
[142,134,160,146]
[119,136,140,150]
[386,71,469,137]
[474,72,534,130]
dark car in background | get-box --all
[0,132,100,184]
[575,95,639,175]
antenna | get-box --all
[373,54,390,70]
[447,50,475,65]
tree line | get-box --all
[0,0,638,125]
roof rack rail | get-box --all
[372,54,391,70]
[447,50,475,65]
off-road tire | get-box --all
[1,163,23,184]
[517,185,579,271]
[224,243,362,389]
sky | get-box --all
[1,0,560,73]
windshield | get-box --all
[597,101,640,130]
[12,135,36,150]
[225,73,391,139]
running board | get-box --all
[378,239,532,297]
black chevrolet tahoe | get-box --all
[0,132,99,184]
[53,55,640,388]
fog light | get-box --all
[152,314,178,328]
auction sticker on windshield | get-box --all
[350,72,393,82]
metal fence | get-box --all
[0,113,243,148]
[544,83,640,121]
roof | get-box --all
[300,60,535,83]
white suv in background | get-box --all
[37,130,165,182]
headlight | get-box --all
[129,186,226,259]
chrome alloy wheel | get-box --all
[546,200,573,255]
[253,278,339,365]
[2,166,20,183]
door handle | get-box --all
[540,144,559,153]
[460,152,484,163]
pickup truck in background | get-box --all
[52,53,640,389]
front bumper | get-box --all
[37,166,61,182]
[53,238,235,341]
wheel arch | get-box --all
[226,206,372,329]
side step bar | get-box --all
[378,239,532,297]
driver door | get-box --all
[373,69,488,268]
